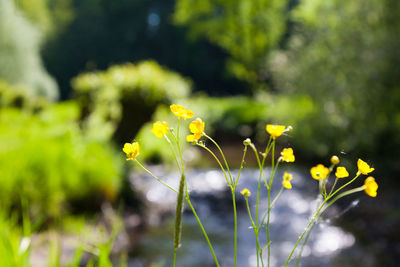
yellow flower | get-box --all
[357,159,375,175]
[280,148,295,162]
[362,176,378,197]
[310,164,330,180]
[186,118,205,142]
[282,172,293,189]
[240,188,251,197]
[123,142,140,161]
[266,124,286,138]
[151,121,169,138]
[335,166,349,178]
[170,104,194,119]
[330,155,340,165]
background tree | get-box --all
[173,0,289,90]
[270,0,400,159]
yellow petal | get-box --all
[266,124,285,138]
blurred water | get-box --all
[128,168,359,267]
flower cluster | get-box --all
[310,157,378,197]
[121,104,379,267]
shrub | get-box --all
[0,102,123,218]
[71,60,192,143]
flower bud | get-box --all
[240,188,251,198]
[331,155,340,165]
[243,138,252,146]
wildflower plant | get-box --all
[123,105,378,266]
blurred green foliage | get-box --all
[0,78,49,110]
[0,0,58,100]
[173,0,288,88]
[271,0,400,158]
[72,61,192,143]
[0,100,123,218]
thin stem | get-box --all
[294,222,316,267]
[266,139,275,267]
[283,201,327,267]
[204,134,237,266]
[135,160,177,193]
[260,187,284,228]
[176,118,185,173]
[173,248,177,267]
[323,187,364,212]
[235,144,248,188]
[164,135,182,173]
[232,190,238,267]
[330,174,360,198]
[196,144,231,187]
[245,198,260,267]
[250,143,264,266]
[185,197,220,267]
[205,134,233,185]
[328,177,338,196]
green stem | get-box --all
[200,136,237,267]
[328,177,338,196]
[294,222,316,267]
[232,189,238,267]
[260,187,284,226]
[135,160,177,193]
[205,134,233,185]
[245,198,260,267]
[164,135,182,173]
[283,201,327,267]
[266,139,275,267]
[185,197,220,267]
[324,187,364,211]
[196,144,231,187]
[173,174,186,267]
[235,144,248,188]
[330,174,360,198]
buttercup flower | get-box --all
[357,159,375,175]
[310,164,330,180]
[240,188,251,197]
[123,142,140,161]
[362,176,378,197]
[187,118,205,142]
[266,124,285,138]
[151,121,169,138]
[280,148,295,162]
[331,155,340,165]
[335,166,349,178]
[170,104,194,119]
[282,172,293,189]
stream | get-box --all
[127,167,371,267]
